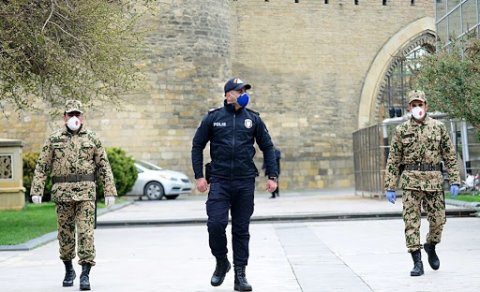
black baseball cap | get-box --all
[224,77,252,95]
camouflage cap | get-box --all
[64,100,83,113]
[407,90,427,104]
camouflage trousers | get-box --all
[56,201,96,265]
[402,189,446,253]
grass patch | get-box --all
[0,203,57,246]
[446,192,480,202]
[0,197,128,246]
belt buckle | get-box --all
[417,163,421,171]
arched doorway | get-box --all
[357,17,436,128]
[377,38,436,121]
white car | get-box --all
[126,160,193,200]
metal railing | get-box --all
[353,124,385,198]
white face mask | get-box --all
[67,116,81,131]
[411,106,425,120]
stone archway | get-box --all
[358,17,436,128]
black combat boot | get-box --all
[79,263,92,291]
[62,260,76,287]
[210,257,231,287]
[410,250,424,276]
[234,266,252,291]
[424,242,440,270]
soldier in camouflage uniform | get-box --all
[384,90,460,277]
[30,100,117,291]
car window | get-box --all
[136,160,163,170]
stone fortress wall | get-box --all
[0,0,434,192]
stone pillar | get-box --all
[0,139,25,210]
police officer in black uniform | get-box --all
[192,77,278,291]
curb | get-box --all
[445,199,480,209]
[0,231,58,251]
[95,208,475,228]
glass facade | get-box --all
[436,0,480,46]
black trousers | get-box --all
[206,177,255,266]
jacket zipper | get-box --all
[231,113,236,178]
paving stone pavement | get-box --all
[1,190,479,292]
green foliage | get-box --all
[97,147,137,197]
[0,202,57,245]
[0,0,155,115]
[417,37,480,135]
[23,151,52,201]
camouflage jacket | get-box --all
[30,126,117,202]
[384,116,460,191]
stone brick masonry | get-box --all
[0,0,434,192]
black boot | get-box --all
[234,266,252,291]
[62,260,76,287]
[424,242,440,270]
[410,250,424,276]
[210,257,231,287]
[79,263,92,291]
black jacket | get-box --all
[192,100,278,180]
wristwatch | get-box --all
[268,177,278,182]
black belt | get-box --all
[52,173,95,183]
[404,164,441,171]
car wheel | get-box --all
[144,182,164,200]
[165,195,179,200]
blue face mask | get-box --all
[236,93,250,107]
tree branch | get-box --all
[41,0,55,33]
[49,21,79,41]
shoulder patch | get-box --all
[50,130,66,142]
[246,108,259,115]
[208,107,222,114]
[85,129,97,137]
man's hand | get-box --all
[386,190,396,204]
[450,184,459,197]
[105,196,115,207]
[32,196,42,204]
[266,179,277,193]
[196,178,208,193]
